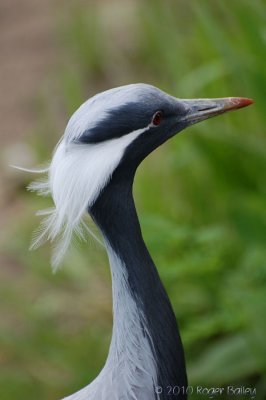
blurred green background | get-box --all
[1,0,266,399]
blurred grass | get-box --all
[1,0,266,399]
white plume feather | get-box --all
[11,164,50,173]
[25,126,148,270]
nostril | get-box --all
[198,105,216,112]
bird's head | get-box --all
[64,83,253,170]
[28,83,253,268]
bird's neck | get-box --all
[90,175,187,398]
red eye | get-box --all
[152,111,163,126]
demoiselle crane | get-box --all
[23,84,253,399]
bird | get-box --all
[23,84,253,400]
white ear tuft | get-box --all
[25,139,107,270]
[24,124,148,269]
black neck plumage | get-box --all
[90,169,187,399]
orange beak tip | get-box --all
[234,97,254,109]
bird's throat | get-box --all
[90,175,187,399]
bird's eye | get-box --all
[152,111,163,126]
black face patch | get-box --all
[76,88,184,144]
[78,102,153,143]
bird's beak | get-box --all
[180,97,254,125]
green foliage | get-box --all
[2,0,266,398]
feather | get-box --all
[23,125,148,269]
[11,164,50,173]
